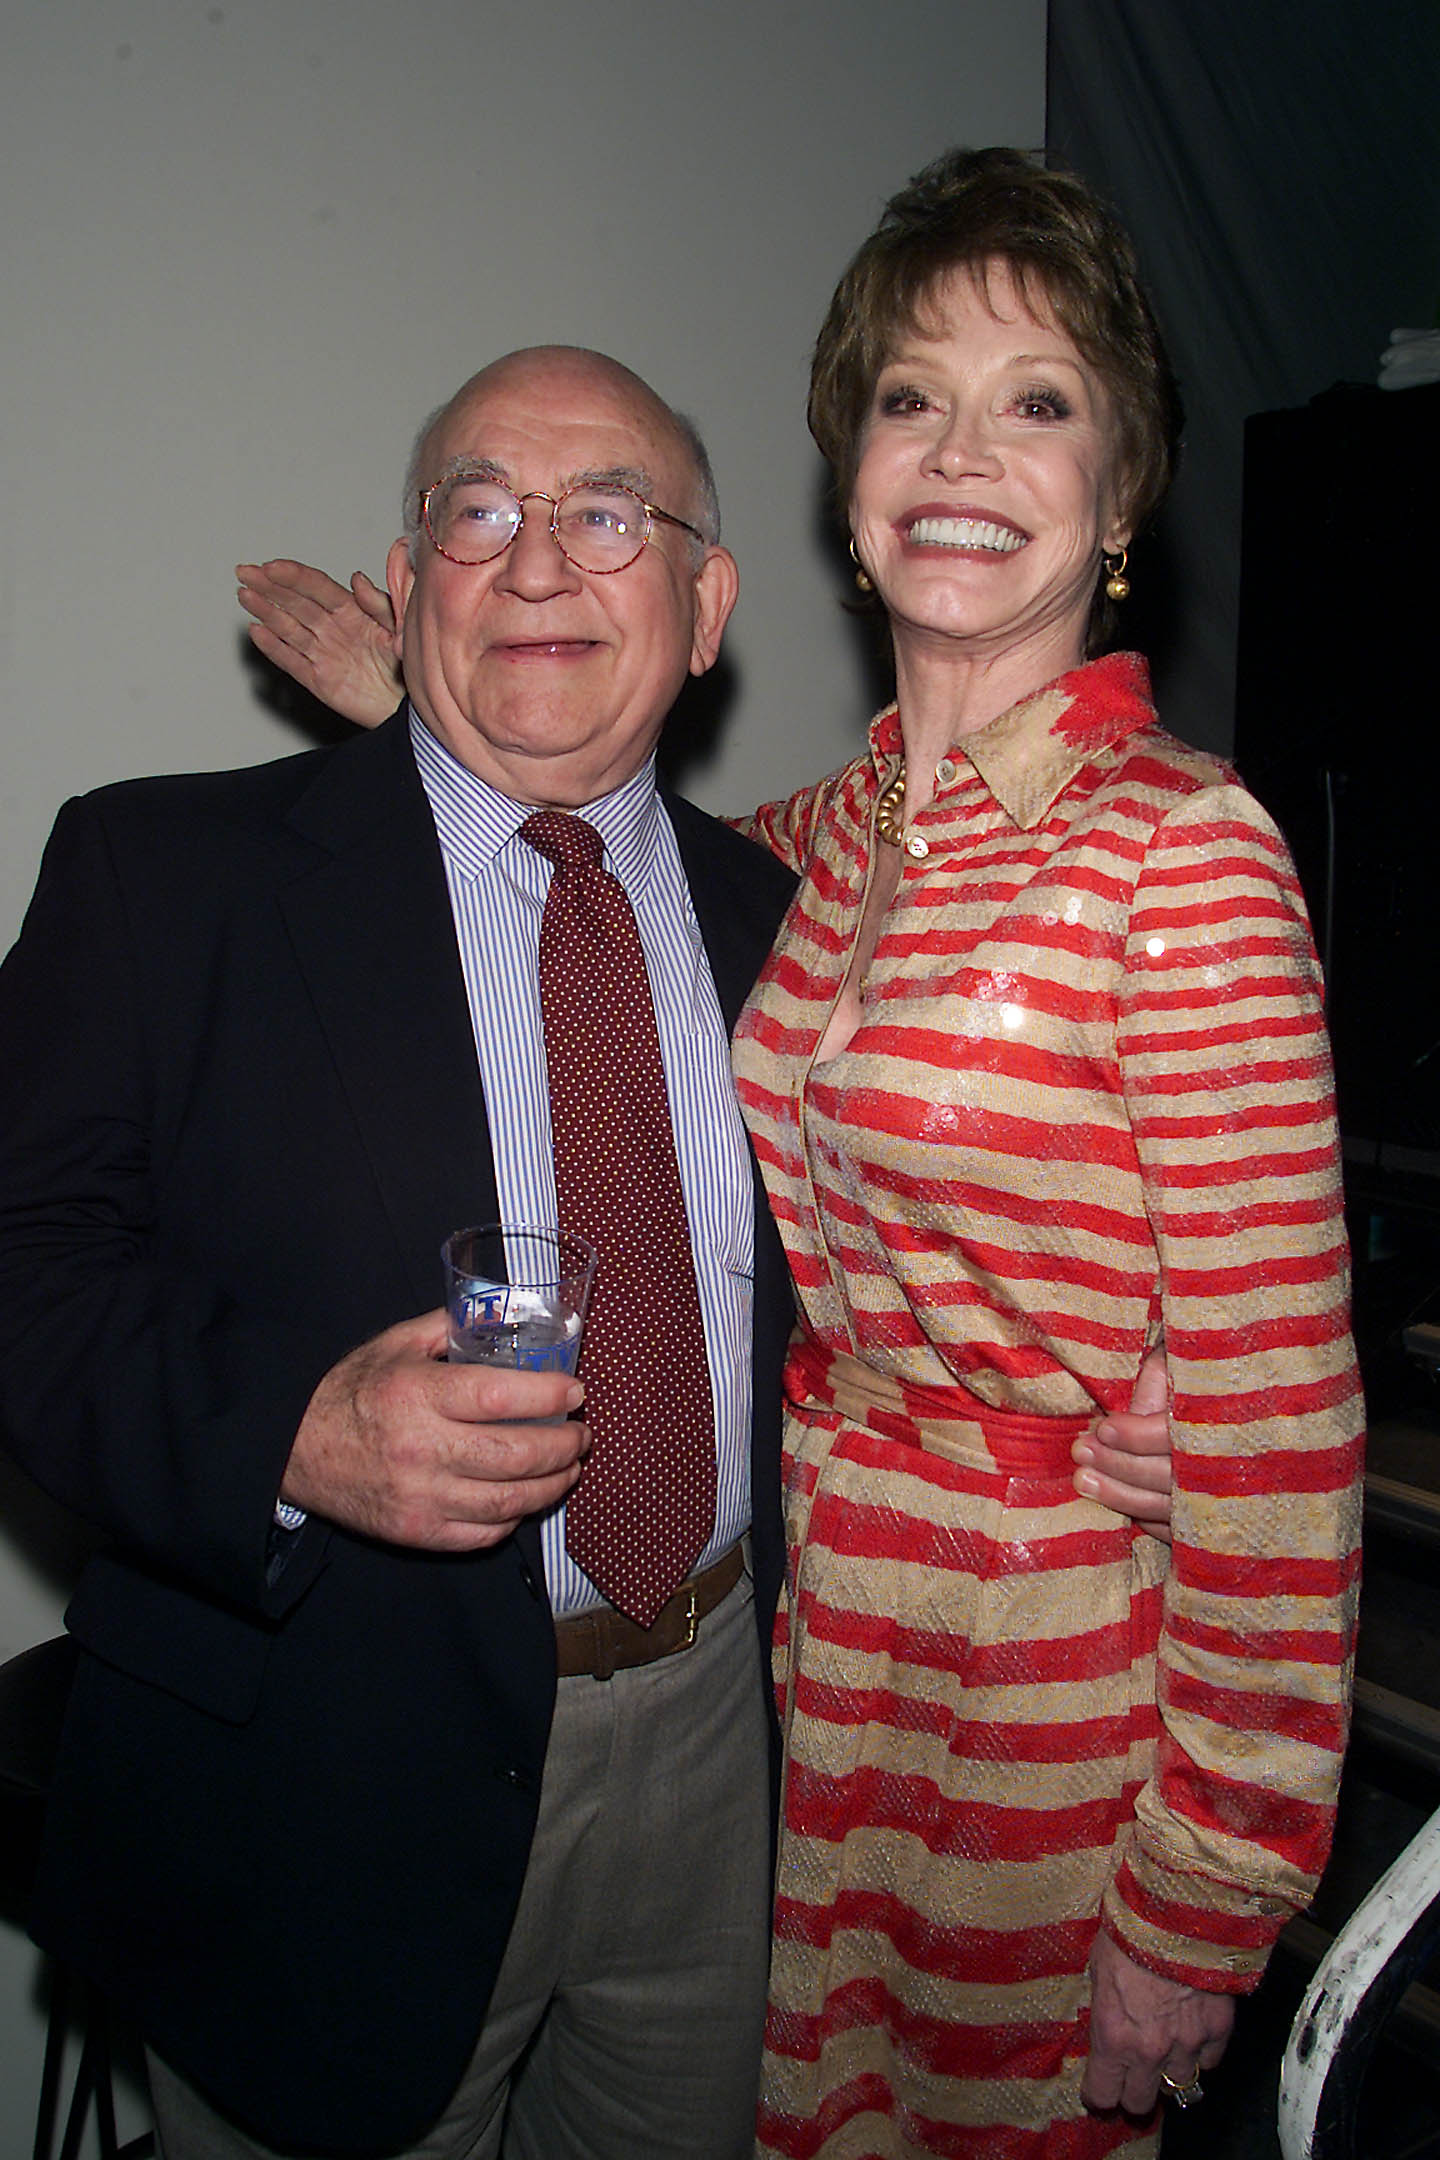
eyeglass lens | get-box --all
[426,477,652,570]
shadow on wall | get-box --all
[809,473,897,726]
[240,635,385,748]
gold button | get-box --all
[905,835,930,860]
[935,758,957,786]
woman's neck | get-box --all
[890,626,1088,818]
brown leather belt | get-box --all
[554,1544,744,1681]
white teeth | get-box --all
[908,516,1026,552]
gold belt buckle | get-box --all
[679,1586,698,1651]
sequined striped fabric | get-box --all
[731,654,1362,2156]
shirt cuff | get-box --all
[272,1500,308,1533]
[1102,1843,1295,1994]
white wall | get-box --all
[0,0,1044,2143]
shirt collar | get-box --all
[409,704,663,892]
[869,651,1157,832]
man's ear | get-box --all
[688,546,740,677]
[385,538,416,658]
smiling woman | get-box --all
[729,147,1360,2158]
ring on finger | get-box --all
[1159,2069,1204,2108]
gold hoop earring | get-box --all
[1103,547,1130,602]
[849,537,874,595]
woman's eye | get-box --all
[878,384,932,416]
[1014,388,1071,421]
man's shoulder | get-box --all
[662,788,799,908]
[63,711,412,852]
[80,744,329,824]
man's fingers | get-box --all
[1129,1344,1168,1418]
[1076,1428,1170,1483]
[1078,2065,1127,2114]
[1079,2043,1152,2115]
[400,1305,452,1359]
[1081,2042,1160,2117]
[238,573,341,637]
[401,1418,589,1549]
[237,557,401,726]
[284,1309,589,1549]
[435,1357,583,1431]
[1072,1427,1173,1542]
[422,1483,581,1551]
[444,1412,590,1486]
[1073,1343,1174,1537]
[1074,1429,1170,1495]
[241,605,318,669]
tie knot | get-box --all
[519,811,605,873]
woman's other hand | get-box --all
[1072,1345,1172,1542]
[237,559,401,728]
[1081,1929,1234,2116]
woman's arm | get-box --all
[1104,781,1363,1989]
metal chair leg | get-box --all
[32,1963,154,2160]
[33,1961,71,2160]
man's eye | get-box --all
[569,493,636,534]
[449,490,512,526]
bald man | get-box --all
[0,348,1171,2160]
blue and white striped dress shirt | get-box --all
[411,710,754,1616]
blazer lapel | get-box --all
[664,789,795,1033]
[278,715,498,1314]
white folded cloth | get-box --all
[1379,328,1440,390]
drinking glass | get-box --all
[442,1224,596,1374]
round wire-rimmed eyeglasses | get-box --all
[421,473,705,575]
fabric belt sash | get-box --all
[785,1332,1090,1474]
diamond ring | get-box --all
[1159,2070,1204,2108]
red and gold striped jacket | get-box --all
[731,650,1363,1987]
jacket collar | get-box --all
[869,651,1156,833]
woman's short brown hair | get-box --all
[808,147,1183,541]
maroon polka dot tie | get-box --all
[520,811,716,1627]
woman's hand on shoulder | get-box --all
[1082,1929,1234,2117]
[1072,1344,1173,1543]
[237,559,401,729]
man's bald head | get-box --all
[402,347,720,561]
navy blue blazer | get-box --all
[0,711,797,2153]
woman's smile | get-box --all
[900,504,1030,553]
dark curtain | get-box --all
[1047,0,1439,753]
